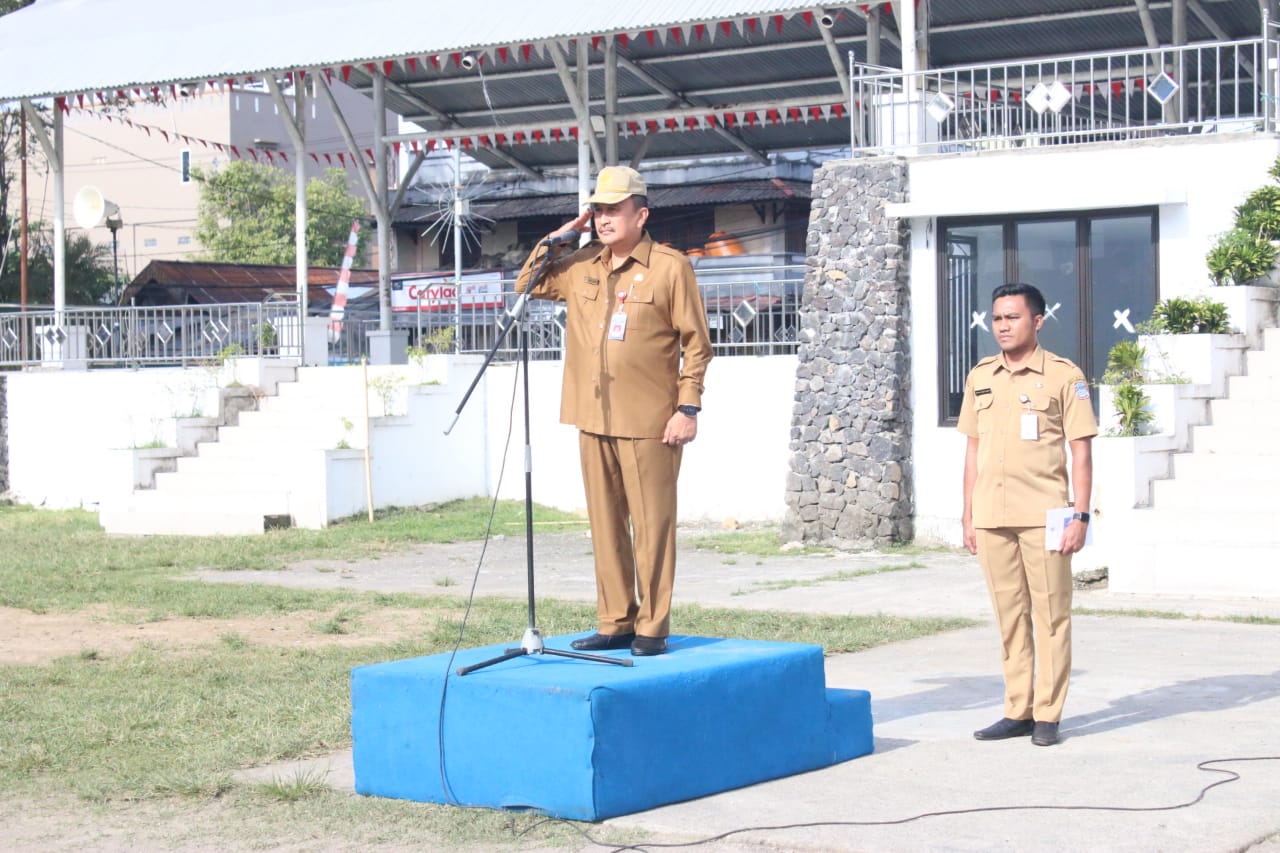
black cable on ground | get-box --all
[515,756,1280,851]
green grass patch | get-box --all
[687,526,835,557]
[1076,607,1280,625]
[733,561,925,595]
[0,501,973,849]
[0,499,584,617]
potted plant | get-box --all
[1138,296,1244,397]
[1203,156,1280,348]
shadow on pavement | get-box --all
[1065,670,1280,738]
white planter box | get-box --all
[1139,332,1247,397]
[1096,382,1211,450]
[1203,284,1280,349]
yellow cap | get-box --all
[587,166,647,205]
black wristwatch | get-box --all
[677,404,700,417]
[1070,512,1090,524]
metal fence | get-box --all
[852,36,1276,155]
[1,262,807,369]
[0,302,303,369]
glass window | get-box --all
[939,209,1157,423]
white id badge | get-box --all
[1020,411,1039,441]
[608,311,628,341]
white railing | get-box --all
[1,262,807,368]
[0,302,302,368]
[852,37,1276,155]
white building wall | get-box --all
[5,355,794,526]
[904,135,1280,545]
[480,355,793,523]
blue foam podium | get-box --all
[351,634,873,821]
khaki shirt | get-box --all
[515,232,713,438]
[957,347,1098,528]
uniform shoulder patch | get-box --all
[1074,379,1091,400]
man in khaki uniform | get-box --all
[515,166,713,657]
[958,282,1097,746]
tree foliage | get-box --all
[191,160,368,267]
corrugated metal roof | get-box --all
[1,0,1264,172]
[0,0,836,101]
[122,260,378,306]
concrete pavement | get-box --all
[224,527,1280,852]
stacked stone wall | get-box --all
[782,158,913,546]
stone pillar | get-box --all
[783,158,913,547]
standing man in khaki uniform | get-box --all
[515,166,713,657]
[958,282,1097,746]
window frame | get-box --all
[936,207,1159,426]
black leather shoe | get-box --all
[630,635,667,656]
[973,717,1034,740]
[570,632,634,651]
[1031,721,1060,746]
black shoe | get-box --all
[1031,721,1060,746]
[630,635,667,656]
[973,717,1035,740]
[570,632,635,651]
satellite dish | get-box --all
[73,185,123,230]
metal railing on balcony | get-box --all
[851,36,1277,156]
[1,261,807,369]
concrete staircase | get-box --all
[99,361,410,536]
[1103,326,1280,596]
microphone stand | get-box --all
[445,241,632,676]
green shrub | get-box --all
[1145,296,1231,334]
[1101,340,1145,385]
[1110,380,1155,437]
[1206,228,1277,286]
[1233,185,1280,240]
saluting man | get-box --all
[515,166,713,657]
[958,282,1097,747]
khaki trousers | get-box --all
[975,526,1074,723]
[578,431,682,638]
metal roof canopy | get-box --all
[1,1,1267,174]
[0,0,1268,343]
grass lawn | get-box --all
[0,500,974,851]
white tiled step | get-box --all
[1186,425,1280,455]
[175,449,330,475]
[100,490,293,536]
[211,423,345,449]
[1123,507,1280,545]
[1105,541,1280,596]
[1223,374,1280,399]
[1171,452,1280,479]
[1150,477,1277,508]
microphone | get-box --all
[540,230,581,247]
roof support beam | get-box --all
[370,72,543,178]
[866,5,883,66]
[373,74,392,332]
[604,35,619,166]
[816,7,852,104]
[1186,0,1254,76]
[548,41,604,171]
[1134,0,1161,47]
[616,55,768,165]
[22,98,65,313]
[264,74,309,323]
[891,0,918,74]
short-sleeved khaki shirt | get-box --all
[957,346,1098,528]
[515,232,713,439]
